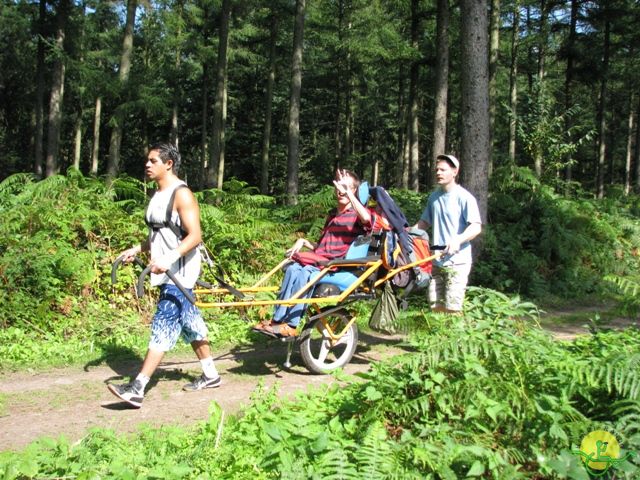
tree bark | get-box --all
[537,0,548,82]
[432,0,450,188]
[90,96,101,176]
[260,12,278,194]
[73,113,82,170]
[460,0,490,225]
[286,0,306,205]
[564,0,578,186]
[596,17,610,199]
[45,0,71,178]
[395,63,407,188]
[170,0,184,148]
[532,0,549,177]
[408,0,420,192]
[624,93,635,196]
[334,0,345,168]
[636,94,640,193]
[208,0,231,189]
[33,0,47,178]
[488,0,500,174]
[200,61,210,188]
[73,1,87,172]
[508,2,520,163]
[106,0,137,181]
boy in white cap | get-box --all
[415,154,482,313]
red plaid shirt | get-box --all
[314,208,371,260]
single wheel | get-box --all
[299,308,358,374]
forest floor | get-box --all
[1,305,638,452]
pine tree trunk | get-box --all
[460,0,490,225]
[286,0,306,206]
[525,6,533,92]
[170,1,183,148]
[488,0,500,174]
[334,0,345,168]
[106,0,137,181]
[90,96,101,176]
[508,2,520,164]
[533,0,549,177]
[636,94,640,193]
[395,64,407,188]
[408,0,420,192]
[73,113,82,170]
[72,1,87,172]
[624,93,635,196]
[45,0,70,178]
[596,18,610,199]
[402,118,410,189]
[200,62,210,188]
[208,0,231,189]
[33,0,47,179]
[537,0,548,81]
[564,0,578,187]
[260,12,277,194]
[432,0,449,188]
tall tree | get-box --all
[460,0,490,224]
[432,0,449,182]
[207,0,231,189]
[33,0,47,178]
[508,1,520,163]
[624,93,635,195]
[72,1,87,171]
[106,0,137,181]
[45,0,71,177]
[169,0,185,147]
[636,94,640,192]
[90,95,101,176]
[260,9,278,194]
[286,0,306,205]
[488,0,500,173]
[563,0,578,185]
[408,0,421,192]
[533,0,550,177]
[596,12,610,199]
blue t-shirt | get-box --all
[420,184,481,266]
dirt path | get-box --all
[2,307,637,453]
[539,304,638,341]
[0,330,406,452]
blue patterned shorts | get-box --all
[149,284,208,351]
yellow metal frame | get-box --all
[193,251,442,340]
[194,252,441,309]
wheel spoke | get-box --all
[317,341,330,364]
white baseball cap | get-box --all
[437,154,460,169]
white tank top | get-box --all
[145,181,201,288]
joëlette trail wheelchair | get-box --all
[111,184,441,375]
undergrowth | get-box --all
[1,287,638,478]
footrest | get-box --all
[279,336,297,343]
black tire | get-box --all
[299,308,358,374]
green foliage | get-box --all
[605,275,640,316]
[3,289,639,479]
[0,173,294,369]
[477,165,640,298]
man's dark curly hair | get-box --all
[149,142,181,173]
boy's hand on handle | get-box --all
[150,250,181,274]
[119,245,141,263]
[445,236,461,255]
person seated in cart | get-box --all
[253,169,388,339]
